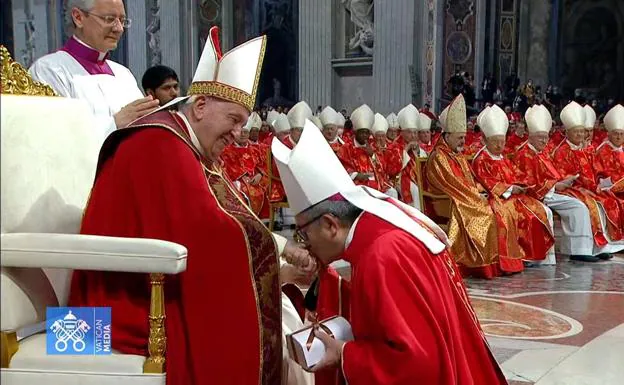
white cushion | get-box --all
[7,334,160,377]
[1,233,187,274]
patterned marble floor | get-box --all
[464,254,624,385]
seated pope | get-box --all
[68,27,314,385]
[272,120,507,384]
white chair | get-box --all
[0,46,186,385]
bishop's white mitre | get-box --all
[560,101,586,130]
[480,105,509,138]
[525,104,552,134]
[583,105,596,129]
[604,104,624,132]
[371,113,388,135]
[350,104,375,131]
[320,106,340,127]
[273,113,291,134]
[287,101,313,128]
[386,113,399,129]
[271,120,448,254]
[417,112,432,132]
[397,104,418,131]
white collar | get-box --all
[234,142,249,148]
[485,148,504,160]
[73,35,108,61]
[566,139,583,151]
[344,212,365,250]
[605,140,622,151]
[329,136,344,145]
[176,112,203,154]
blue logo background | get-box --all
[46,307,112,355]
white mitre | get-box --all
[417,112,432,131]
[245,111,262,130]
[583,105,596,129]
[350,104,375,131]
[560,101,586,130]
[336,112,346,128]
[477,106,491,129]
[147,26,265,115]
[371,113,388,135]
[604,104,624,132]
[310,116,323,130]
[273,113,291,134]
[386,113,399,129]
[525,104,552,134]
[266,110,280,126]
[398,104,418,131]
[287,101,313,128]
[320,106,340,127]
[271,120,448,254]
[480,105,509,138]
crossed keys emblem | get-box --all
[49,310,91,352]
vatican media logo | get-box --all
[46,307,112,355]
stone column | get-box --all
[372,0,416,115]
[126,0,147,82]
[298,0,332,107]
[160,1,181,81]
[518,0,551,86]
[473,0,487,104]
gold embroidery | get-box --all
[1,46,56,96]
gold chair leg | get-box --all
[143,273,166,373]
[0,331,18,368]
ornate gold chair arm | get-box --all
[143,273,166,373]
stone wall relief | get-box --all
[425,0,435,105]
[20,0,36,67]
[146,0,161,67]
[342,0,374,57]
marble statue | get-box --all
[146,0,161,66]
[342,0,374,56]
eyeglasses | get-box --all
[81,9,131,28]
[294,213,327,243]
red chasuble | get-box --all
[372,140,402,189]
[504,132,527,156]
[472,149,555,261]
[593,129,608,147]
[553,140,624,241]
[340,212,507,385]
[69,111,282,385]
[594,141,624,195]
[221,143,269,217]
[337,140,386,191]
[398,148,419,205]
[515,144,610,245]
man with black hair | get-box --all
[141,65,180,106]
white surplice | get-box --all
[29,51,143,146]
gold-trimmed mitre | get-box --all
[187,27,266,111]
[443,94,467,134]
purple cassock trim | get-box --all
[60,36,114,76]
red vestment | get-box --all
[340,212,506,384]
[593,130,608,147]
[594,141,624,196]
[515,144,609,245]
[68,111,282,385]
[337,140,388,191]
[267,136,294,202]
[221,143,269,217]
[553,140,624,241]
[464,131,483,156]
[259,130,272,143]
[504,132,528,156]
[372,140,403,181]
[328,137,345,154]
[426,140,524,279]
[472,149,555,261]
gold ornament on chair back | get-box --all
[0,46,56,96]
